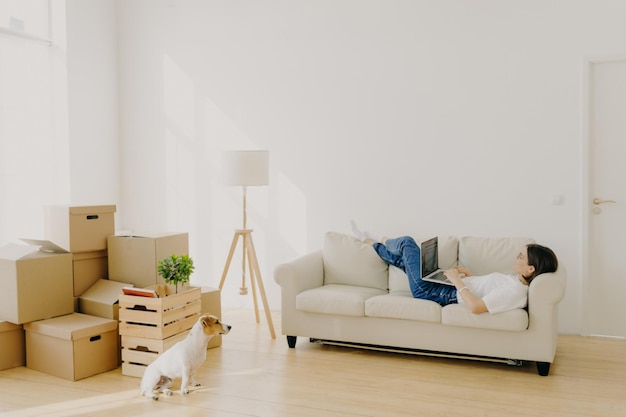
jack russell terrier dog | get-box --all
[140,314,232,400]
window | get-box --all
[0,0,69,245]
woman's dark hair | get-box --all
[524,244,558,283]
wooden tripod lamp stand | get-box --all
[219,150,275,338]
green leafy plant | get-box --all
[157,254,195,294]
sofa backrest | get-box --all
[323,232,537,294]
[459,236,535,276]
[388,236,535,294]
[323,232,388,291]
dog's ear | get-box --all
[200,315,215,327]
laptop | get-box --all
[420,237,454,286]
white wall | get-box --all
[0,1,71,245]
[67,0,626,334]
[66,0,119,206]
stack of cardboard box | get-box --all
[0,205,119,381]
[45,205,116,296]
[0,204,223,381]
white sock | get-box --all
[350,220,366,241]
[364,230,381,243]
[351,220,381,243]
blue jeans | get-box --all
[373,236,458,306]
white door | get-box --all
[587,59,626,338]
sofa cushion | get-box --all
[365,293,441,323]
[388,266,411,294]
[323,232,388,291]
[296,284,387,317]
[388,236,459,294]
[441,303,529,331]
[458,236,534,276]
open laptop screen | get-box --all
[420,237,439,278]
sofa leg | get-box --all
[536,362,551,376]
[287,336,297,348]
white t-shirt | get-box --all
[457,272,528,314]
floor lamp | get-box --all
[219,150,276,339]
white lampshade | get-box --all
[222,150,269,186]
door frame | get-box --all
[581,56,626,337]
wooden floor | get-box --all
[1,309,625,417]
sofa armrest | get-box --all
[528,266,567,308]
[274,250,324,293]
[274,250,324,337]
[527,264,567,350]
[274,250,324,312]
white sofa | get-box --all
[274,232,566,376]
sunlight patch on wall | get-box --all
[198,92,272,303]
[163,54,194,139]
[278,172,307,255]
[200,93,270,228]
[163,53,196,232]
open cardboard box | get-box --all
[0,241,73,324]
[78,279,133,321]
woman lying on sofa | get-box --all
[351,222,558,315]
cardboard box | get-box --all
[0,321,25,370]
[121,331,187,378]
[118,285,200,339]
[108,233,189,288]
[0,243,73,324]
[45,205,116,253]
[24,313,118,381]
[78,279,132,321]
[73,250,108,296]
[77,279,130,366]
[201,287,222,349]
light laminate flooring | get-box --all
[1,309,625,417]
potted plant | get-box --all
[157,254,195,294]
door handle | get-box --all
[593,198,616,205]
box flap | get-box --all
[19,239,70,253]
[0,321,22,332]
[0,243,38,260]
[68,205,116,215]
[24,313,117,340]
[80,279,131,305]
